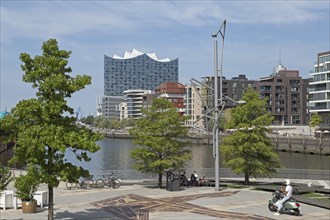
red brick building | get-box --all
[155,82,186,116]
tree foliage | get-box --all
[2,39,102,219]
[80,115,95,125]
[129,98,192,188]
[309,113,322,128]
[120,118,136,129]
[14,165,41,201]
[0,164,12,192]
[221,87,282,185]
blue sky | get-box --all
[1,0,329,116]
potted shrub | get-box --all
[14,171,40,213]
[0,164,13,209]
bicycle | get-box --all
[66,175,104,190]
[84,175,105,189]
[66,178,87,190]
[99,173,121,189]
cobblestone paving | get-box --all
[91,191,274,220]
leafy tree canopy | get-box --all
[1,39,102,219]
[129,98,192,188]
[221,87,282,185]
[309,113,322,128]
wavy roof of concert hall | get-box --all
[111,48,172,62]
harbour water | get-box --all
[65,138,330,174]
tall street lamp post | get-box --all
[212,20,226,191]
[190,19,245,191]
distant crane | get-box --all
[75,107,81,120]
[95,91,103,116]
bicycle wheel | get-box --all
[80,181,88,189]
[105,178,112,187]
[112,179,121,189]
[66,182,77,190]
[85,180,93,189]
[96,179,105,188]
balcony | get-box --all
[291,95,300,100]
[275,95,285,99]
[275,108,285,113]
[291,109,300,114]
[309,103,330,110]
[260,89,272,93]
[275,101,285,107]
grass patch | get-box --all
[225,183,250,189]
[302,192,330,201]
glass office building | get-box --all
[104,49,178,96]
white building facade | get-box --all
[123,89,154,119]
[309,51,330,125]
[185,85,204,130]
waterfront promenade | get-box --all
[1,178,329,220]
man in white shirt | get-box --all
[274,179,293,215]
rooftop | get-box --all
[112,48,172,62]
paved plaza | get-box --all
[1,179,329,220]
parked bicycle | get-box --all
[98,173,121,189]
[66,175,104,190]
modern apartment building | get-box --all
[222,75,256,108]
[101,96,124,118]
[102,49,178,118]
[202,74,256,109]
[123,89,154,119]
[185,85,204,129]
[309,51,330,126]
[255,63,307,125]
[155,82,186,116]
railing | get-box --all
[199,168,330,181]
[85,168,330,181]
[88,169,158,180]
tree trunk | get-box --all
[158,173,162,188]
[48,185,54,220]
[244,172,250,185]
[47,145,54,220]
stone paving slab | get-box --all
[1,182,330,220]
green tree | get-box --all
[121,118,136,129]
[129,98,192,188]
[221,87,281,185]
[3,39,102,220]
[309,113,323,136]
[94,115,108,129]
[109,117,121,129]
[80,115,95,125]
[309,113,322,128]
[14,165,41,201]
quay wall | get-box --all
[104,132,330,155]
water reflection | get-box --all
[277,151,330,170]
[65,138,330,172]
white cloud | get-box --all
[1,1,326,43]
[214,1,324,25]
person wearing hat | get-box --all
[274,179,293,215]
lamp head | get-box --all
[237,100,247,105]
[211,34,217,38]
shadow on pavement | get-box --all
[54,208,114,220]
